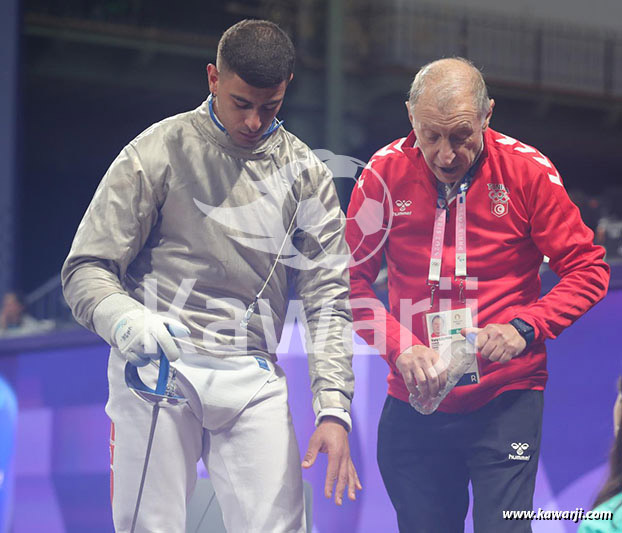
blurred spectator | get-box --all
[597,187,622,260]
[569,189,602,235]
[578,376,622,532]
[0,292,54,338]
[585,197,603,234]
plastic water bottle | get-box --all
[409,332,477,415]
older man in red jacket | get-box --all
[346,57,610,532]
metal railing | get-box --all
[23,0,289,35]
[353,1,622,100]
[24,273,75,324]
[25,1,622,100]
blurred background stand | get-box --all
[0,0,19,299]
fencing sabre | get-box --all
[125,343,188,533]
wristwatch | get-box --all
[509,318,535,347]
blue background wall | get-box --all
[0,289,620,532]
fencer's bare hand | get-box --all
[395,345,447,401]
[301,416,362,505]
[461,325,526,364]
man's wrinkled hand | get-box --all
[395,345,447,401]
[461,324,526,364]
[301,416,362,505]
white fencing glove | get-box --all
[112,309,190,367]
[93,293,190,367]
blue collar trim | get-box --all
[207,94,227,133]
[207,94,283,139]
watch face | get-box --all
[511,319,534,343]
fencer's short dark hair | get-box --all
[216,19,295,88]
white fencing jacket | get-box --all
[61,97,354,419]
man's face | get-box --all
[207,64,290,148]
[432,317,443,335]
[407,92,494,184]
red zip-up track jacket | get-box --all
[346,128,610,413]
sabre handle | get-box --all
[465,332,477,345]
[125,349,170,397]
[155,352,169,396]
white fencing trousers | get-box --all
[106,350,306,533]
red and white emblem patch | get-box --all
[487,184,510,218]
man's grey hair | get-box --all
[407,57,491,119]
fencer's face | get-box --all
[207,64,290,148]
[408,92,494,184]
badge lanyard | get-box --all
[427,171,474,307]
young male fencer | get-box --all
[62,19,360,533]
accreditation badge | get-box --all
[425,308,480,386]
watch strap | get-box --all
[509,318,535,346]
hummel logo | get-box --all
[511,442,529,455]
[394,200,412,216]
[508,442,531,461]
